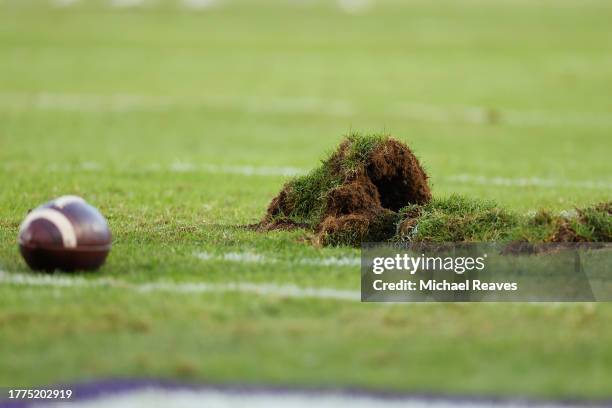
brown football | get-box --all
[18,196,111,272]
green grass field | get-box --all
[1,0,611,400]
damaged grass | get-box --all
[257,133,611,247]
[396,196,519,242]
[398,196,611,244]
[257,132,431,245]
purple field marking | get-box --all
[1,379,610,408]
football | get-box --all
[18,195,111,272]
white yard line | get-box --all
[181,0,220,10]
[109,0,147,8]
[0,92,171,112]
[2,159,610,189]
[337,0,374,15]
[48,0,223,10]
[170,162,305,177]
[195,251,361,267]
[194,251,271,263]
[298,256,361,267]
[393,102,612,128]
[444,174,612,190]
[0,271,360,301]
[3,160,610,189]
[51,0,80,7]
[1,91,612,129]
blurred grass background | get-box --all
[1,0,611,210]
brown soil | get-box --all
[365,139,431,211]
[253,219,309,232]
[397,218,419,240]
[546,201,611,243]
[260,137,431,246]
[592,201,612,215]
[264,188,294,220]
[548,221,587,243]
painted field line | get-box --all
[443,174,612,190]
[177,166,611,190]
[51,0,80,7]
[337,0,374,15]
[170,162,305,177]
[195,251,361,267]
[48,0,222,10]
[1,161,304,177]
[84,162,612,190]
[110,0,147,8]
[393,103,612,128]
[0,271,360,301]
[0,92,172,112]
[172,166,611,189]
[4,160,610,189]
[1,91,612,129]
[3,160,610,189]
[0,92,353,116]
[181,0,220,10]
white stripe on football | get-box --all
[18,208,78,248]
[53,195,87,208]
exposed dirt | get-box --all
[548,221,587,243]
[264,188,294,220]
[592,201,612,215]
[251,219,310,232]
[547,201,611,243]
[258,137,431,246]
[366,139,431,211]
[397,218,419,240]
